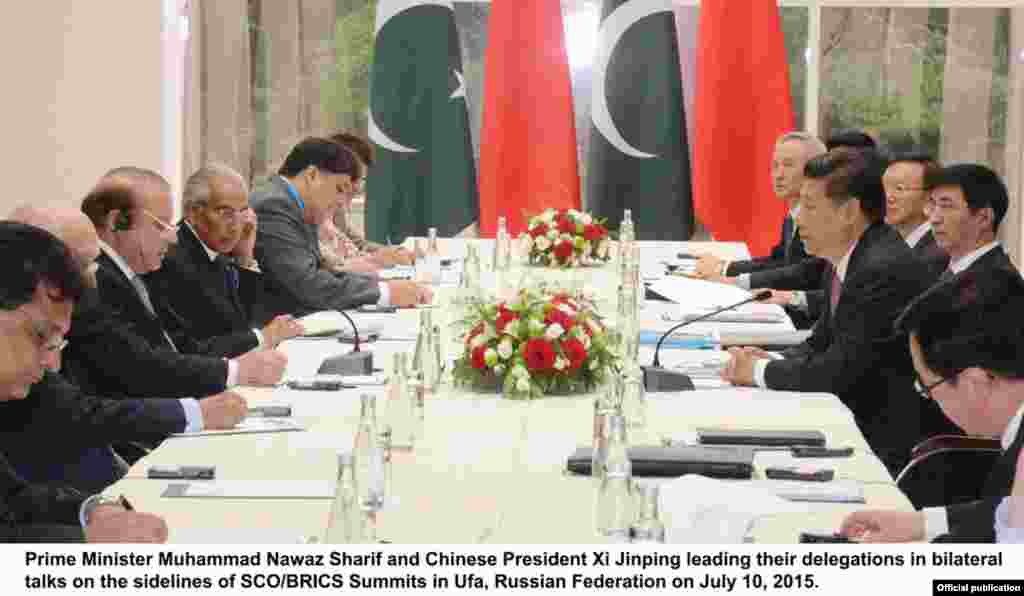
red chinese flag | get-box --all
[693,0,794,257]
[478,0,580,237]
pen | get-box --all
[118,495,134,511]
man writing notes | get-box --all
[0,222,167,543]
[841,269,1024,543]
[252,137,431,315]
[144,164,304,358]
[720,148,946,475]
[693,132,826,329]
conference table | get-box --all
[106,240,913,544]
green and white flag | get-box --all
[587,0,693,240]
[366,0,478,243]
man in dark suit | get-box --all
[721,148,953,475]
[693,132,827,329]
[0,222,167,543]
[925,163,1017,279]
[144,165,303,358]
[882,152,943,261]
[840,268,1024,543]
[252,137,432,315]
[66,169,287,399]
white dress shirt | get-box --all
[947,241,1000,275]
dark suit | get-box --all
[935,424,1024,543]
[0,372,186,492]
[952,245,1017,278]
[762,223,953,475]
[62,258,229,400]
[144,223,263,358]
[0,452,86,542]
[252,177,381,316]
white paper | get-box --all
[172,417,305,438]
[647,277,752,308]
[165,480,334,499]
[666,302,786,324]
[297,311,347,336]
[752,479,865,503]
[659,475,808,544]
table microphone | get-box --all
[317,310,374,376]
[642,290,773,392]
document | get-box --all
[646,276,752,308]
[752,479,866,503]
[663,302,786,324]
[171,417,305,438]
[161,480,333,499]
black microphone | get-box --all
[317,310,374,376]
[642,290,773,392]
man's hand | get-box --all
[839,510,926,543]
[694,255,726,282]
[198,391,248,430]
[720,347,764,386]
[231,209,258,267]
[758,289,795,306]
[372,246,415,267]
[236,349,288,386]
[260,315,305,347]
[386,280,433,307]
[85,506,168,543]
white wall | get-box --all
[0,1,164,215]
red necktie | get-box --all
[830,266,842,316]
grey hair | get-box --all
[182,163,248,211]
[777,131,827,158]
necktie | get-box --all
[131,275,178,352]
[829,266,842,316]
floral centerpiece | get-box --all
[452,288,618,399]
[523,208,611,267]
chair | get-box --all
[896,434,1001,509]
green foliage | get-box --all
[323,1,376,135]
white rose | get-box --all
[497,337,514,360]
[553,356,568,371]
[541,209,555,223]
[534,235,551,251]
[545,323,565,340]
[582,213,593,225]
[515,377,531,393]
[568,209,581,219]
[511,364,529,380]
[546,229,558,240]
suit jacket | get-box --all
[763,223,953,475]
[937,425,1024,543]
[143,223,262,358]
[252,177,381,316]
[62,262,229,400]
[726,214,807,277]
[0,451,86,539]
[955,245,1017,278]
[0,372,185,492]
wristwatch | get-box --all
[79,495,123,527]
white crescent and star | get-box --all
[591,0,677,159]
[369,0,465,154]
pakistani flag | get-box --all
[366,0,478,243]
[587,0,693,240]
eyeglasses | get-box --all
[914,371,960,401]
[204,204,251,223]
[139,209,176,233]
[20,308,67,354]
[893,185,925,195]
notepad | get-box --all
[171,417,305,438]
[161,480,334,499]
[753,479,865,503]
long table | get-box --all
[106,240,913,544]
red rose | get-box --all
[544,307,575,331]
[522,338,556,372]
[529,222,549,238]
[495,306,519,334]
[556,215,576,235]
[471,345,488,369]
[561,338,587,370]
[583,224,604,243]
[553,240,575,262]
